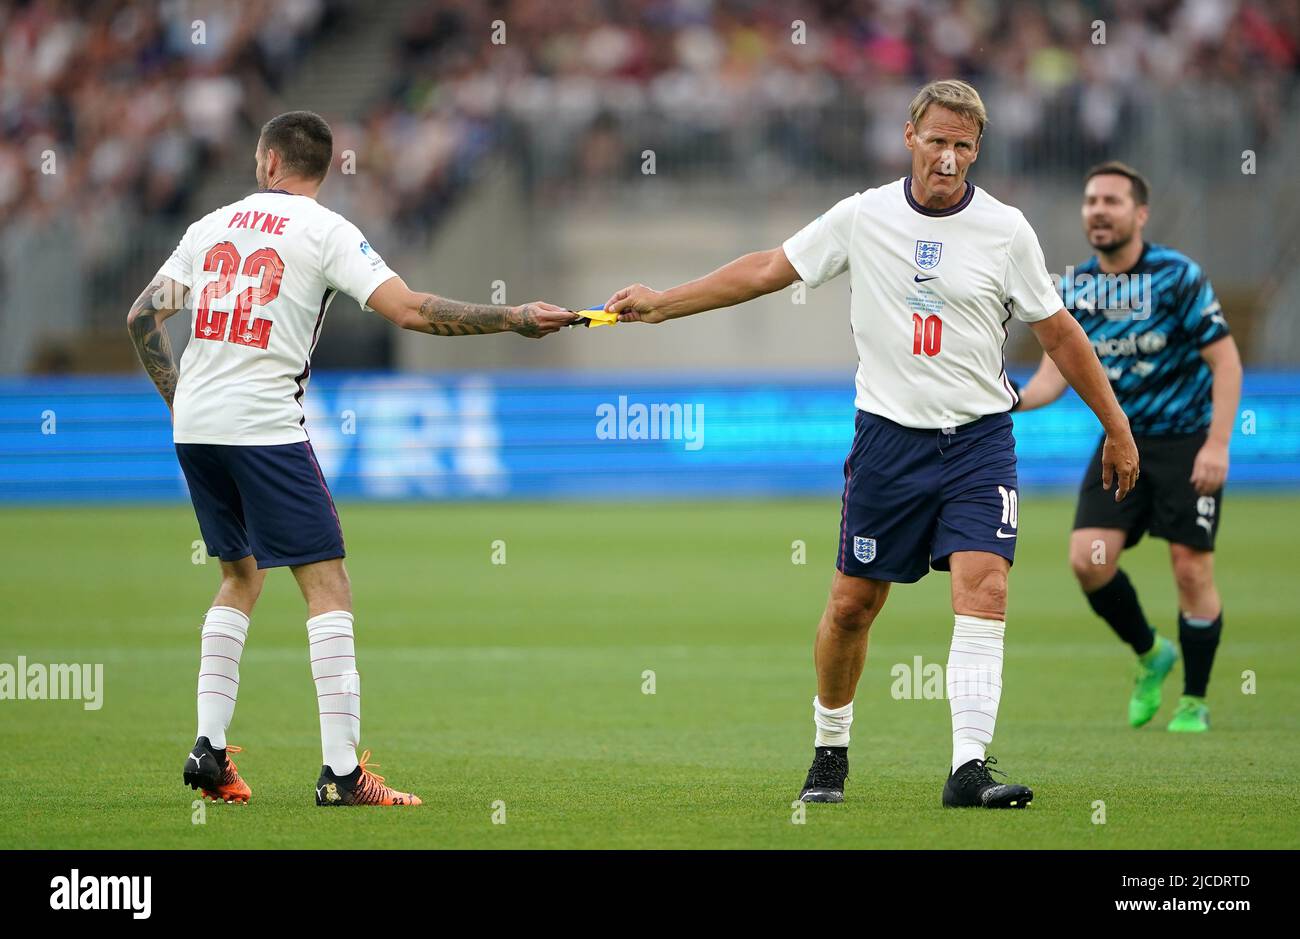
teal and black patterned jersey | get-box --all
[1060,242,1229,436]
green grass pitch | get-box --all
[2,495,1298,849]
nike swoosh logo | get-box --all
[914,274,939,282]
[996,529,1017,539]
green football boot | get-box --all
[1129,635,1177,728]
[1167,695,1210,733]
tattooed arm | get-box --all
[127,275,188,411]
[365,276,578,338]
[412,295,535,337]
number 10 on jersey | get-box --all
[912,313,942,356]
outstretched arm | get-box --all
[127,275,189,411]
[1029,309,1139,500]
[1014,352,1070,412]
[365,276,577,338]
[604,247,799,324]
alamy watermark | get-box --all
[1059,267,1153,320]
[1,656,103,710]
[49,869,150,919]
[891,656,998,700]
[596,395,704,451]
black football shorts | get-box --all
[1073,430,1221,551]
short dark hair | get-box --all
[1084,160,1150,206]
[259,110,332,182]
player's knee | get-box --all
[1170,549,1213,596]
[224,574,264,599]
[218,563,264,610]
[318,564,353,611]
[1069,530,1119,585]
[958,568,1008,616]
[332,564,352,600]
[827,600,875,635]
[222,559,263,590]
[292,558,352,613]
[1069,548,1112,590]
[828,587,885,634]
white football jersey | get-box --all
[783,177,1062,429]
[157,190,396,445]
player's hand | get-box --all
[1101,427,1140,501]
[1190,438,1229,495]
[511,302,580,338]
[605,284,668,323]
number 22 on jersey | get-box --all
[194,242,285,349]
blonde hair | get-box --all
[908,80,988,139]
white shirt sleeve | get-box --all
[321,219,397,311]
[156,222,198,287]
[781,193,860,288]
[1004,213,1063,323]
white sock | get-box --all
[196,606,249,750]
[308,610,360,775]
[813,696,853,748]
[947,614,1005,772]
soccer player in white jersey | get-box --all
[604,81,1140,808]
[127,111,577,807]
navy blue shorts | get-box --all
[836,410,1019,583]
[176,441,345,570]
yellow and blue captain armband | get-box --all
[569,307,619,328]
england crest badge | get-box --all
[853,536,877,563]
[915,240,942,270]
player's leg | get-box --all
[1070,527,1177,728]
[930,414,1031,808]
[813,571,891,709]
[947,549,1009,770]
[229,440,420,805]
[1071,441,1156,656]
[175,443,260,803]
[1149,434,1223,733]
[799,572,890,802]
[939,551,1029,808]
[210,556,268,615]
[290,558,419,805]
[1070,526,1155,652]
[196,558,265,745]
[197,557,265,745]
[1070,438,1176,726]
[187,558,265,803]
[291,557,360,775]
[798,411,935,803]
[1166,544,1220,732]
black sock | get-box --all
[1179,610,1223,697]
[1085,569,1155,655]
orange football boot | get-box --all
[314,750,422,806]
[183,737,252,804]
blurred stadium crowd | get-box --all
[1,0,341,227]
[1,0,345,366]
[5,0,1298,234]
[387,0,1300,193]
[1,0,1297,369]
